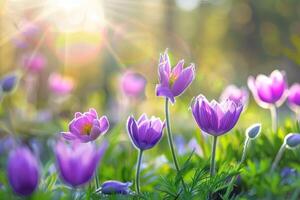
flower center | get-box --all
[82,123,92,135]
[169,73,178,87]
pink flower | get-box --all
[21,52,47,73]
[48,73,74,96]
[120,71,146,98]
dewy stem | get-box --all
[165,98,187,191]
[135,150,143,194]
[271,143,286,172]
[210,136,218,177]
[240,137,250,165]
[270,106,278,133]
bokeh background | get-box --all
[0,0,300,196]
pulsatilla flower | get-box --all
[48,73,74,96]
[21,52,47,73]
[191,95,243,136]
[62,108,109,142]
[100,180,132,195]
[220,85,249,109]
[288,83,300,114]
[120,71,146,98]
[55,141,107,187]
[156,49,195,103]
[0,73,19,93]
[7,147,39,196]
[127,114,164,150]
[248,70,287,109]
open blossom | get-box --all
[101,180,132,194]
[191,95,243,136]
[220,85,249,108]
[287,83,300,113]
[248,70,287,108]
[62,108,109,142]
[55,141,107,187]
[127,114,164,150]
[48,73,74,96]
[21,52,47,73]
[156,49,195,103]
[7,147,39,196]
[120,71,146,98]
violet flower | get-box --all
[21,52,47,73]
[7,147,39,196]
[61,108,109,143]
[48,73,74,96]
[0,73,19,93]
[288,83,300,118]
[55,141,107,187]
[248,70,287,132]
[127,114,164,194]
[120,71,146,98]
[100,180,132,195]
[156,49,195,103]
[220,85,249,110]
[191,95,243,177]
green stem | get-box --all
[135,150,143,194]
[270,106,278,133]
[210,136,218,177]
[271,143,286,172]
[240,137,250,165]
[165,98,187,191]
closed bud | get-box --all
[285,133,300,149]
[246,123,262,139]
[101,180,132,195]
[1,74,19,93]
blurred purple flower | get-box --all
[191,95,243,136]
[220,85,249,109]
[48,73,74,96]
[288,83,300,113]
[248,70,287,108]
[7,147,39,196]
[55,141,107,187]
[156,49,195,103]
[101,180,132,194]
[0,74,19,93]
[127,114,164,150]
[21,52,47,73]
[281,167,298,185]
[62,108,109,143]
[120,71,146,98]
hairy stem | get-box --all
[165,98,187,191]
[271,143,286,172]
[210,136,218,177]
[240,137,250,165]
[270,106,278,133]
[135,150,143,194]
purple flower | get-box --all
[127,114,164,150]
[48,73,74,96]
[55,141,107,187]
[191,95,243,136]
[120,71,146,98]
[21,52,47,73]
[219,85,249,109]
[7,147,39,196]
[248,70,287,108]
[156,49,195,103]
[0,74,19,93]
[62,108,109,142]
[101,180,132,194]
[288,83,300,113]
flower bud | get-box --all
[101,180,132,195]
[285,133,300,149]
[246,123,262,139]
[0,74,19,93]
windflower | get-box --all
[55,141,107,187]
[48,73,74,96]
[156,49,195,103]
[61,108,109,143]
[220,85,249,109]
[120,71,146,98]
[7,147,39,196]
[0,73,19,94]
[248,70,287,132]
[287,83,300,116]
[21,52,47,73]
